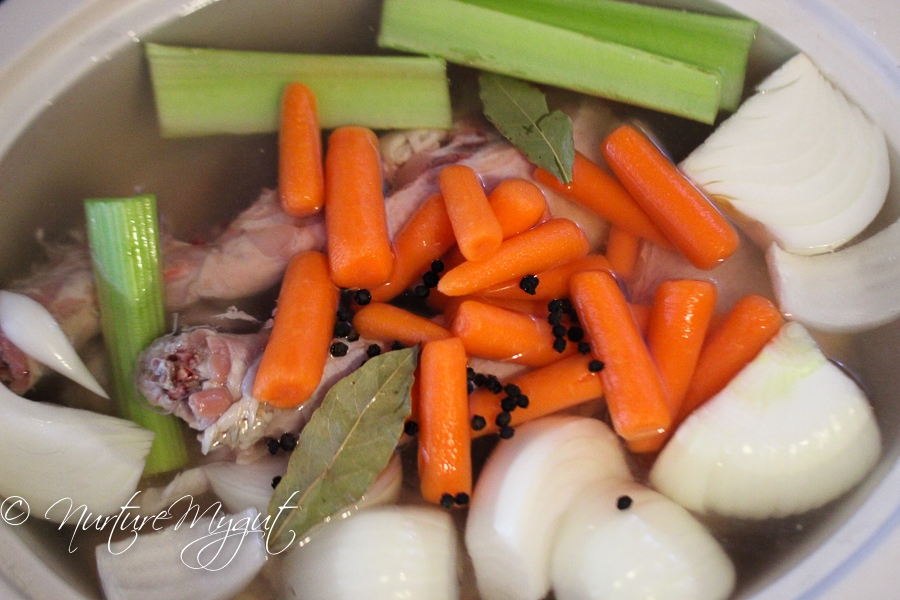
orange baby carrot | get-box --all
[534,152,671,248]
[325,126,394,289]
[440,165,504,262]
[469,354,604,438]
[418,337,472,505]
[602,124,739,271]
[570,269,671,442]
[369,193,456,303]
[605,225,642,281]
[278,82,324,217]
[487,178,548,238]
[629,279,716,453]
[352,302,451,347]
[440,295,550,321]
[253,251,338,408]
[437,218,590,297]
[477,254,612,301]
[678,294,783,422]
[629,302,652,337]
[451,299,574,367]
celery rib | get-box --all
[459,0,757,112]
[85,195,188,476]
[378,0,722,124]
[145,44,452,137]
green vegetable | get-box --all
[460,0,757,111]
[479,72,575,183]
[85,195,188,476]
[266,346,417,551]
[378,0,722,124]
[145,43,452,137]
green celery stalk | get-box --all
[145,44,452,137]
[378,0,722,124]
[85,195,188,476]
[460,0,757,111]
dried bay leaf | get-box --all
[479,72,575,183]
[265,346,417,551]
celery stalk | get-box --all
[459,0,756,112]
[145,44,452,137]
[85,195,188,476]
[378,0,722,124]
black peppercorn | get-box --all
[422,270,440,288]
[578,341,592,354]
[431,259,445,273]
[354,289,372,305]
[552,324,568,338]
[519,274,539,295]
[266,438,280,455]
[404,421,419,436]
[366,344,382,358]
[333,320,353,338]
[616,495,633,510]
[495,411,512,427]
[455,492,470,506]
[516,394,530,409]
[413,284,430,298]
[471,415,487,431]
[499,425,515,439]
[567,326,585,342]
[588,359,605,373]
[553,337,567,353]
[271,476,282,489]
[501,395,518,412]
[330,341,349,357]
[280,432,297,452]
[440,493,455,509]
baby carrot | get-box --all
[570,270,671,442]
[469,354,604,438]
[325,126,394,289]
[437,218,590,297]
[487,178,548,238]
[253,251,338,408]
[369,193,456,303]
[534,152,671,248]
[440,295,550,321]
[629,279,716,453]
[451,299,574,367]
[352,302,451,346]
[605,225,642,281]
[602,124,739,270]
[278,82,324,217]
[678,294,783,422]
[477,254,612,301]
[418,337,472,505]
[440,164,504,262]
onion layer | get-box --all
[96,508,268,600]
[0,290,108,397]
[281,505,458,600]
[551,479,735,600]
[0,382,153,523]
[767,218,900,333]
[465,416,631,600]
[650,322,880,519]
[680,53,889,255]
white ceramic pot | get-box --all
[0,1,898,598]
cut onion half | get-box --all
[767,218,900,333]
[281,505,459,600]
[551,479,735,600]
[680,53,889,255]
[465,416,631,600]
[650,322,880,519]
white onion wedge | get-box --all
[551,479,735,600]
[0,290,108,398]
[767,218,900,332]
[0,382,153,523]
[680,53,889,255]
[465,416,631,600]
[650,322,880,519]
[281,505,458,600]
[96,508,267,600]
